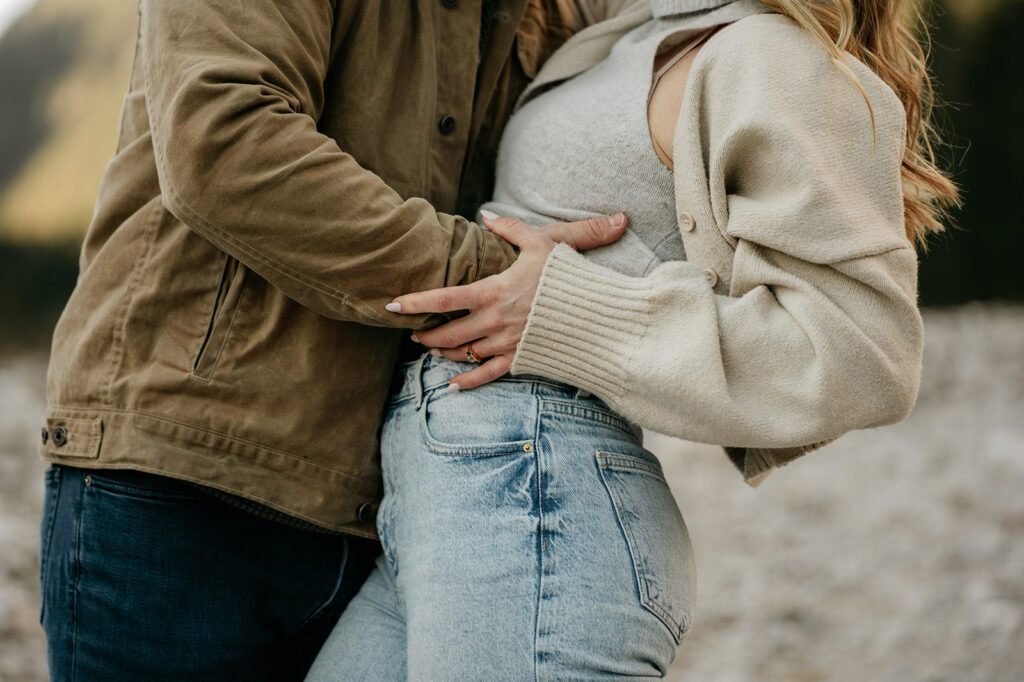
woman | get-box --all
[307,0,958,678]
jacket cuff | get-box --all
[478,227,520,280]
[510,243,651,401]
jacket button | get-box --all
[356,503,375,523]
[678,212,695,232]
[703,269,719,287]
[41,427,49,445]
[52,426,69,447]
[441,0,458,7]
[438,115,456,135]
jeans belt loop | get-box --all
[413,352,428,410]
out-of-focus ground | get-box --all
[1,303,1022,682]
[661,303,1024,682]
[0,346,47,681]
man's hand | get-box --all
[385,210,627,390]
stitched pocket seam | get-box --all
[418,390,537,457]
[596,451,688,643]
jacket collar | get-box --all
[651,0,736,17]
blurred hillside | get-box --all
[0,0,1021,346]
[0,0,136,240]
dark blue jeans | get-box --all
[39,464,378,681]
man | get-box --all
[37,1,628,679]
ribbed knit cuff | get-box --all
[723,446,777,488]
[726,437,836,487]
[510,243,652,403]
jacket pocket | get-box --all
[419,384,538,457]
[596,449,697,644]
[192,255,247,380]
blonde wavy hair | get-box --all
[759,0,960,248]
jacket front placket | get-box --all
[429,0,487,211]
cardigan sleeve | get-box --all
[509,15,924,482]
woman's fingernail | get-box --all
[446,383,461,393]
[385,302,402,313]
[479,209,500,222]
[410,334,420,343]
[611,213,626,228]
[429,348,442,357]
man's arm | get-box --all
[141,0,517,328]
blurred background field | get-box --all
[0,0,1021,680]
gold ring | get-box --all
[465,346,481,364]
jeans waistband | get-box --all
[389,353,600,408]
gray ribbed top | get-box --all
[479,18,709,276]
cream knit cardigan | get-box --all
[509,5,924,486]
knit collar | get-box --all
[650,0,737,18]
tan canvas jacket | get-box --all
[41,0,629,536]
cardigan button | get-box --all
[678,212,695,232]
[703,269,719,287]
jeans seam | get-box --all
[39,469,62,624]
[597,453,666,480]
[539,400,635,435]
[595,453,686,643]
[533,407,544,682]
[295,539,351,630]
[70,476,86,681]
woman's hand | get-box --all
[385,210,627,390]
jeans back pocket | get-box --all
[596,450,697,643]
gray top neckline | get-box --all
[479,18,719,277]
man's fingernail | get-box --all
[479,209,500,222]
[446,383,461,393]
[385,302,402,313]
[429,348,442,357]
[410,334,420,343]
[611,213,626,229]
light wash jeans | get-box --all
[306,354,696,681]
